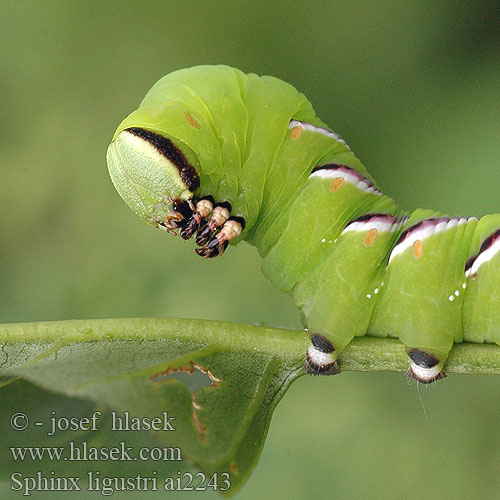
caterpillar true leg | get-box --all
[196,217,245,258]
[195,203,232,246]
[164,198,195,234]
[180,196,214,239]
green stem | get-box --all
[1,317,499,375]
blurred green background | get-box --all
[1,1,500,498]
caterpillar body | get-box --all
[107,65,500,383]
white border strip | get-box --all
[466,236,500,278]
[289,120,347,146]
[388,217,469,264]
[310,167,381,195]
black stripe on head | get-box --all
[126,127,200,191]
[407,349,439,368]
[310,333,335,353]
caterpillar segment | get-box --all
[462,215,500,346]
[368,214,478,383]
[107,65,500,384]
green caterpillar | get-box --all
[107,65,500,383]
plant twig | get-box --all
[1,317,500,376]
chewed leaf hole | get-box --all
[149,362,220,393]
[150,363,220,443]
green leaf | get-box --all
[2,318,500,495]
[0,318,307,495]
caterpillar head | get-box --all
[107,122,244,257]
[106,126,200,231]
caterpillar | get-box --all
[106,64,500,384]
